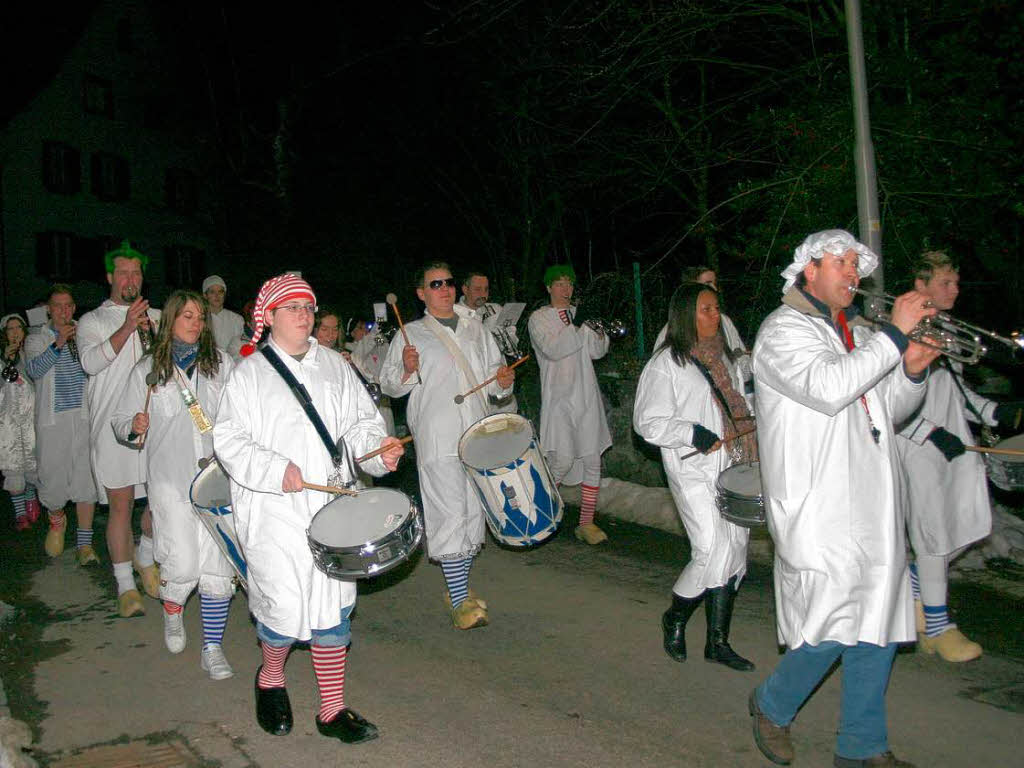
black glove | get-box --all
[927,427,966,462]
[994,401,1024,431]
[691,424,720,454]
[570,303,590,328]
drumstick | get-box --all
[387,292,420,383]
[965,445,1024,457]
[302,482,359,496]
[355,435,413,464]
[679,427,757,462]
[137,371,159,449]
[454,355,530,404]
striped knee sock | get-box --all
[76,528,93,547]
[25,485,37,501]
[580,484,599,527]
[11,493,27,521]
[441,558,471,608]
[258,643,291,689]
[200,594,230,649]
[923,604,954,637]
[311,644,347,723]
[909,562,921,601]
[163,600,183,615]
[49,510,66,528]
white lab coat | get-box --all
[633,347,749,596]
[459,297,521,413]
[77,301,161,501]
[213,337,389,640]
[112,352,235,603]
[528,306,611,485]
[350,331,395,435]
[654,313,753,410]
[379,305,511,558]
[897,363,996,556]
[752,289,925,649]
[209,309,244,354]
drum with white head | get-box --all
[984,433,1024,492]
[715,462,765,528]
[189,459,248,583]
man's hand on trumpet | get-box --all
[495,364,515,390]
[377,436,406,471]
[119,296,150,334]
[55,322,76,349]
[888,290,937,336]
[903,339,943,377]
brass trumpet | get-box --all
[585,317,629,340]
[852,287,1018,365]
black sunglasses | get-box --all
[428,278,457,290]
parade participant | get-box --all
[78,240,161,617]
[380,262,514,629]
[749,230,939,768]
[460,270,519,412]
[1,314,38,531]
[527,264,611,545]
[214,273,404,744]
[634,282,756,671]
[349,317,395,436]
[314,307,343,351]
[112,290,237,679]
[203,275,244,354]
[896,251,1022,663]
[24,286,98,563]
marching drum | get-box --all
[715,462,766,528]
[189,459,248,582]
[458,413,563,547]
[984,433,1024,492]
[307,488,423,580]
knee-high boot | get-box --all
[661,592,704,662]
[704,576,754,671]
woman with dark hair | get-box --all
[314,306,342,352]
[112,290,237,680]
[633,282,757,671]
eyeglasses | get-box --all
[276,303,317,315]
[427,278,457,290]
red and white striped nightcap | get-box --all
[239,273,317,357]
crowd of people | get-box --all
[1,230,1019,765]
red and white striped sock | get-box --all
[580,484,599,527]
[163,601,183,615]
[257,643,291,689]
[311,644,347,723]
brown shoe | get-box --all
[749,690,793,765]
[118,589,145,618]
[443,589,488,611]
[918,626,982,663]
[574,522,608,545]
[451,601,488,630]
[44,515,67,557]
[76,544,99,566]
[833,750,916,767]
[133,560,161,599]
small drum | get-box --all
[458,413,563,547]
[307,488,423,580]
[984,434,1024,492]
[189,459,248,582]
[715,462,765,528]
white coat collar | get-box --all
[266,335,321,370]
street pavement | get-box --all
[5,511,1024,767]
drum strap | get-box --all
[423,313,489,412]
[691,359,738,432]
[940,358,985,423]
[260,346,342,465]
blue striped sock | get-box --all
[909,562,920,601]
[923,604,953,637]
[76,528,93,547]
[11,493,27,520]
[24,485,37,501]
[200,594,231,649]
[441,558,471,608]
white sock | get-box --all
[113,561,135,595]
[136,535,155,567]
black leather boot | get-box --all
[661,592,703,662]
[704,577,755,671]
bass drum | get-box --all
[189,459,248,584]
[458,413,563,547]
[984,433,1024,492]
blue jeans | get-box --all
[755,641,898,760]
[256,603,354,648]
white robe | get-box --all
[897,362,996,556]
[752,289,924,649]
[654,313,752,410]
[209,308,244,354]
[112,352,235,603]
[633,347,749,596]
[77,301,161,501]
[350,331,395,435]
[213,337,389,640]
[379,306,511,558]
[528,306,611,485]
[0,354,35,487]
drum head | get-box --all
[309,489,411,549]
[459,414,534,471]
[717,462,762,497]
[190,461,231,510]
[994,434,1024,462]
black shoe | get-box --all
[704,579,755,671]
[255,668,293,736]
[316,708,380,744]
[661,592,703,662]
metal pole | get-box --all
[633,261,644,357]
[845,0,884,295]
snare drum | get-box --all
[984,433,1024,492]
[189,459,248,582]
[307,488,423,580]
[459,413,563,547]
[715,462,765,528]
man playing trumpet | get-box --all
[77,241,161,617]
